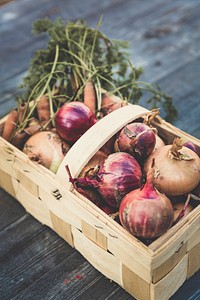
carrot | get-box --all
[18,102,27,124]
[0,121,4,136]
[24,123,41,136]
[36,95,51,127]
[100,91,126,117]
[12,131,28,150]
[83,80,96,115]
[12,120,41,150]
[2,109,19,141]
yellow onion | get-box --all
[23,131,70,173]
[145,138,200,196]
[154,135,165,151]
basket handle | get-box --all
[56,104,149,188]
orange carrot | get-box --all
[100,91,126,117]
[2,109,19,141]
[12,119,41,150]
[12,131,28,150]
[18,102,27,124]
[83,80,96,115]
[24,123,41,136]
[36,95,51,127]
[71,73,79,92]
[0,122,4,136]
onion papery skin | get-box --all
[23,131,70,173]
[119,182,174,239]
[145,145,200,196]
[114,122,156,161]
[100,135,116,155]
[76,186,117,215]
[173,202,193,222]
[191,182,200,199]
[98,152,143,208]
[71,150,116,214]
[55,101,97,144]
[79,150,108,178]
[154,135,165,151]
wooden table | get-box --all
[0,0,199,299]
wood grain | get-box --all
[0,1,200,300]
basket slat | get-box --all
[39,186,82,230]
[122,263,150,300]
[150,254,188,300]
[152,242,187,283]
[187,241,200,278]
[152,118,200,147]
[149,211,200,269]
[0,169,16,197]
[59,189,153,268]
[72,225,123,287]
[14,182,52,227]
[81,220,108,251]
[0,147,18,179]
[108,237,152,283]
[187,227,200,251]
[50,212,74,247]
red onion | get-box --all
[67,150,117,214]
[55,101,97,144]
[100,135,116,155]
[98,152,143,207]
[119,180,174,239]
[68,152,143,208]
[23,131,70,173]
[114,122,156,161]
[183,141,200,157]
[75,186,117,215]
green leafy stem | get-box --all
[17,17,177,125]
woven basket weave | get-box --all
[0,104,199,300]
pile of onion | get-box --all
[23,131,70,173]
[145,138,200,196]
[55,101,97,144]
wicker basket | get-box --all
[0,104,200,300]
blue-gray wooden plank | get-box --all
[0,0,199,138]
[0,1,200,300]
